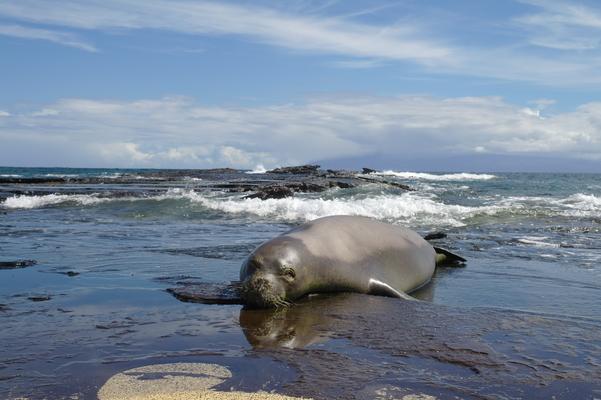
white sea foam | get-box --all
[174,189,500,226]
[560,193,601,217]
[5,188,598,226]
[245,164,267,174]
[0,188,506,226]
[2,193,111,209]
[371,171,497,181]
[0,174,22,177]
[494,193,601,217]
[517,236,560,248]
[99,173,123,179]
[43,173,79,178]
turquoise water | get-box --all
[1,167,600,398]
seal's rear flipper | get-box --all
[434,247,466,267]
[368,279,416,301]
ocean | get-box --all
[1,166,600,399]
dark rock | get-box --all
[330,181,356,189]
[286,182,328,193]
[354,176,414,191]
[362,167,377,174]
[244,186,294,200]
[167,281,243,305]
[58,271,80,277]
[0,177,66,184]
[28,295,51,302]
[424,232,447,241]
[0,260,37,270]
[268,165,320,174]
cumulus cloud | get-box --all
[1,95,600,168]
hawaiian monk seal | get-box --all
[240,215,464,308]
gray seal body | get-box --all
[240,215,440,308]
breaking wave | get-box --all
[372,171,497,181]
[245,164,267,174]
[2,193,113,209]
[179,190,498,227]
[3,189,599,225]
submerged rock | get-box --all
[244,186,295,200]
[0,259,37,270]
[268,165,321,175]
[27,295,51,302]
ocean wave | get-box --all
[4,189,598,225]
[560,193,601,216]
[98,173,123,179]
[180,190,498,226]
[245,164,267,174]
[43,173,80,178]
[371,171,497,181]
[517,236,560,248]
[496,193,601,217]
[2,193,112,209]
[0,174,22,177]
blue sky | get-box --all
[1,0,600,170]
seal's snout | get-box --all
[240,275,287,309]
[248,276,271,293]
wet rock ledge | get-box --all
[0,165,414,201]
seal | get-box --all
[239,215,464,308]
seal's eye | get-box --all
[282,267,296,279]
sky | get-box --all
[1,0,601,171]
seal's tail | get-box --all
[434,247,466,267]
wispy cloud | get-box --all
[0,23,97,52]
[0,1,599,86]
[515,0,601,50]
[0,0,451,63]
[1,95,600,168]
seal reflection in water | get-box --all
[240,289,435,349]
[240,215,463,308]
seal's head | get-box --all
[240,238,305,308]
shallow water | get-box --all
[1,167,600,399]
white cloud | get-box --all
[31,108,59,117]
[1,95,601,168]
[0,1,600,85]
[0,0,450,63]
[0,23,97,52]
[515,0,601,50]
[0,110,10,117]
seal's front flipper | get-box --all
[368,279,416,301]
[434,247,466,267]
[167,281,243,305]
